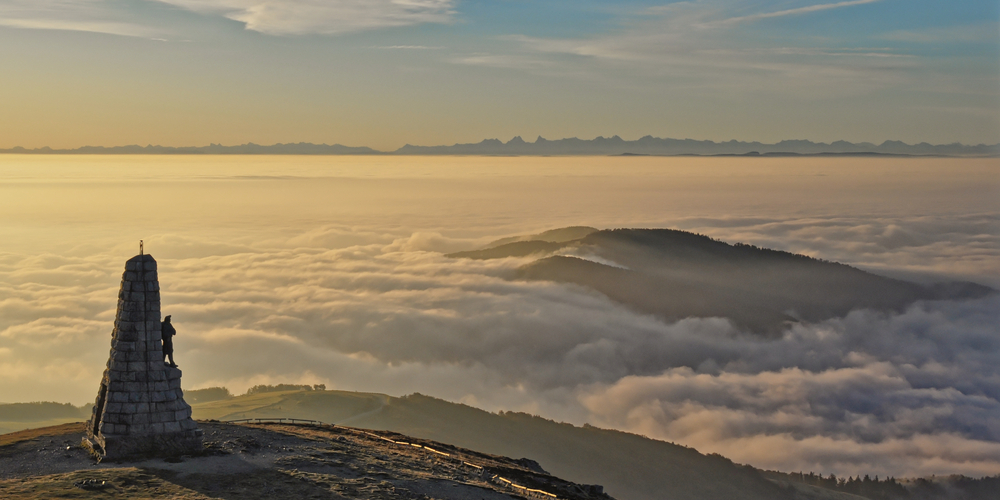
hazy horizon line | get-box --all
[2,135,999,157]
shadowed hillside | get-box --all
[192,389,801,500]
[9,390,996,500]
[450,228,995,334]
[0,421,613,500]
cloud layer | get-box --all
[1,214,998,477]
[1,158,997,478]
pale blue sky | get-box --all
[0,0,997,149]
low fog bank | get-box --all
[0,214,998,477]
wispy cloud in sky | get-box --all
[373,45,442,50]
[0,0,159,37]
[882,22,1000,43]
[152,0,457,35]
[0,0,995,147]
[463,0,951,104]
[714,0,884,26]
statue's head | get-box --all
[165,315,172,322]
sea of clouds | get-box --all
[1,211,998,478]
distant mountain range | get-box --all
[3,136,998,156]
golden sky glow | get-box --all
[0,1,997,149]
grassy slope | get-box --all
[191,389,795,500]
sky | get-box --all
[1,155,998,478]
[0,0,998,150]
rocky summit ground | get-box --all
[0,421,612,500]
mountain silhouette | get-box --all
[4,137,997,156]
[449,228,995,334]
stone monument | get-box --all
[83,252,203,460]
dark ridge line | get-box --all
[2,136,998,157]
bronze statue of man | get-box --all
[162,315,177,368]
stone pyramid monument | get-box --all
[84,252,202,460]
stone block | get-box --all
[164,421,181,433]
[132,281,146,292]
[122,300,143,311]
[132,413,150,425]
[152,391,165,403]
[117,330,138,342]
[147,281,159,291]
[126,260,141,271]
[168,378,181,390]
[143,261,157,271]
[132,424,150,435]
[122,281,132,291]
[136,402,149,413]
[110,347,132,360]
[150,370,166,381]
[117,321,137,333]
[125,271,138,281]
[118,310,146,322]
[175,408,191,420]
[143,271,158,281]
[113,340,135,351]
[146,320,160,331]
[145,301,160,312]
[106,402,122,413]
[181,419,199,430]
[107,380,125,392]
[126,361,146,372]
[153,381,168,391]
[151,423,165,434]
